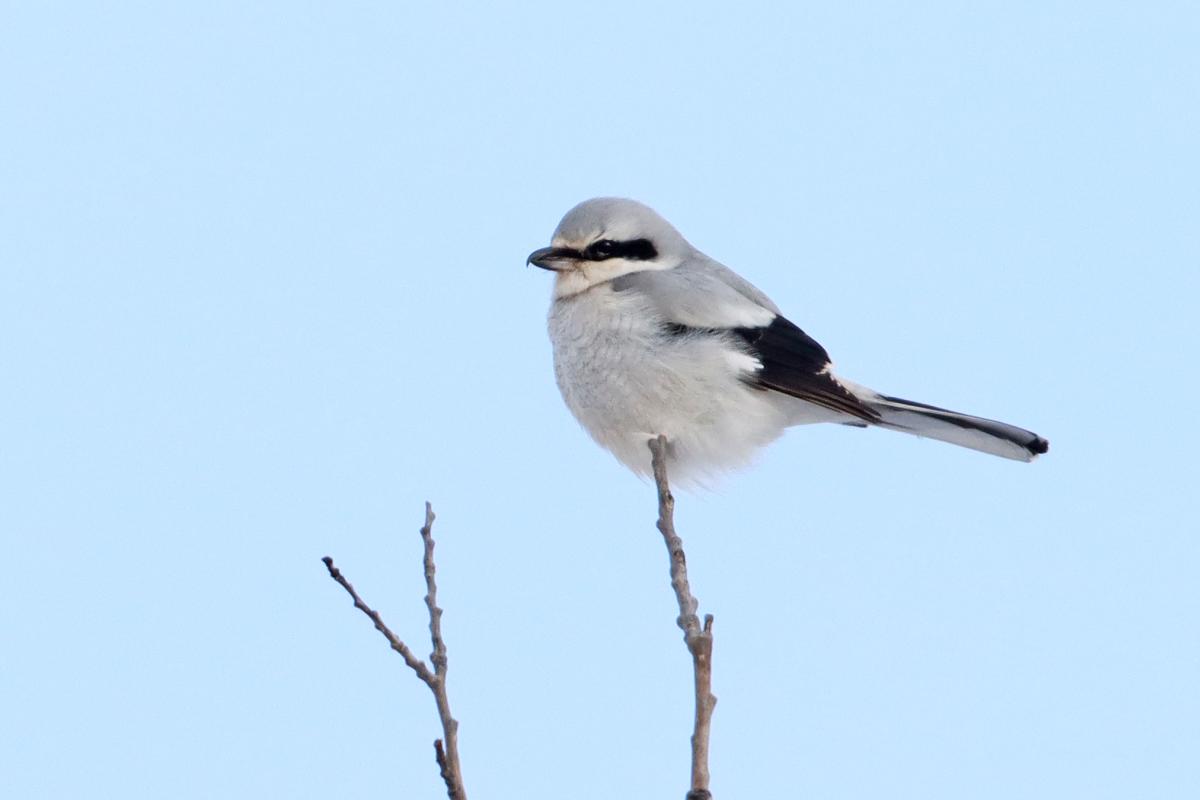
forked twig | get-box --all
[649,436,717,800]
[323,502,466,800]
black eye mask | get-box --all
[583,238,658,261]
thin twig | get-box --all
[434,739,455,797]
[321,556,435,686]
[419,502,465,800]
[649,436,717,800]
[322,502,467,800]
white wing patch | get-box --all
[711,302,776,329]
[724,350,763,374]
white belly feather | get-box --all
[548,284,797,481]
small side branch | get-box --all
[321,556,435,685]
[323,502,467,800]
[649,436,717,800]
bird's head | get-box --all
[527,198,690,298]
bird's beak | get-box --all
[526,246,580,272]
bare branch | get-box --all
[321,556,436,686]
[420,502,465,800]
[322,503,467,800]
[434,739,459,800]
[649,435,718,800]
[423,502,448,675]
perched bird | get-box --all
[528,197,1048,482]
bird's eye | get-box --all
[587,239,618,260]
[584,238,658,261]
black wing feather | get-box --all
[667,316,880,422]
[734,316,880,422]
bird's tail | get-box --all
[866,394,1049,462]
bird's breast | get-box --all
[547,287,662,416]
[546,286,793,479]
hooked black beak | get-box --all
[526,246,580,272]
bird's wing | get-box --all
[730,316,880,421]
[612,259,880,422]
[611,255,779,328]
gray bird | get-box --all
[528,197,1048,482]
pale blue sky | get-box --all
[2,2,1197,798]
